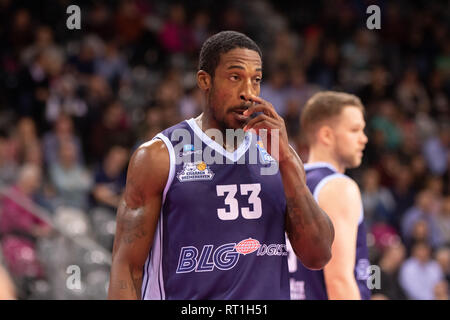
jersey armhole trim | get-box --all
[153,133,176,203]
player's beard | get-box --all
[334,144,362,170]
[206,89,249,132]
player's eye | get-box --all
[230,75,240,81]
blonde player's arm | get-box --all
[318,177,362,300]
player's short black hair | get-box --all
[198,31,262,77]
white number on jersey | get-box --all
[216,183,262,220]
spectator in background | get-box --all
[425,175,444,198]
[48,140,92,210]
[8,9,33,53]
[0,164,52,280]
[361,167,396,229]
[427,70,449,120]
[390,165,416,228]
[91,145,129,213]
[260,66,289,116]
[369,100,403,152]
[42,113,84,167]
[85,2,115,40]
[69,35,99,76]
[267,29,298,69]
[115,0,145,46]
[422,125,449,176]
[191,10,211,50]
[285,67,320,138]
[433,280,449,300]
[402,189,443,249]
[89,100,131,162]
[307,41,340,90]
[340,29,375,91]
[0,129,19,187]
[435,247,450,284]
[287,67,320,111]
[396,68,431,119]
[20,25,55,66]
[410,155,430,192]
[11,117,40,166]
[158,3,195,54]
[399,241,444,300]
[436,196,450,246]
[94,40,131,92]
[135,106,165,147]
[358,65,394,108]
[45,73,88,125]
[17,47,66,134]
[179,87,204,121]
[371,242,407,300]
[84,74,113,113]
[375,153,401,188]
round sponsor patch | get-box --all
[196,161,207,171]
[234,238,261,255]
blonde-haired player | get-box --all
[287,91,370,300]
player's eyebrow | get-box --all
[226,65,262,72]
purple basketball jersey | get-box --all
[141,119,290,300]
[287,162,371,300]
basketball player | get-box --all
[108,31,334,300]
[287,91,371,300]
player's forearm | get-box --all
[108,262,143,300]
[280,153,334,270]
[325,275,361,300]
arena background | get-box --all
[0,0,448,300]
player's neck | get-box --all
[193,113,244,152]
[307,148,345,173]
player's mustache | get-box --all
[229,103,253,112]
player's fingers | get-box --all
[246,120,280,138]
[248,94,267,105]
[247,95,277,113]
[243,113,271,130]
[243,104,276,118]
[244,114,278,131]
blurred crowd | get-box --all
[0,0,448,299]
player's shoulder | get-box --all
[132,138,169,170]
[318,174,361,202]
[128,138,169,183]
[317,174,362,222]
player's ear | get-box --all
[318,125,334,146]
[197,70,212,91]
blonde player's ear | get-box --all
[197,70,211,91]
[317,125,334,146]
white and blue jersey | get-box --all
[287,162,371,300]
[141,118,290,299]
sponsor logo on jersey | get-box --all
[176,238,287,273]
[180,144,202,157]
[256,141,276,164]
[234,238,261,255]
[176,161,214,182]
[184,144,194,152]
[256,243,288,257]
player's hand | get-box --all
[242,95,292,163]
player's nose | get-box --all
[239,80,255,103]
[361,131,368,145]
